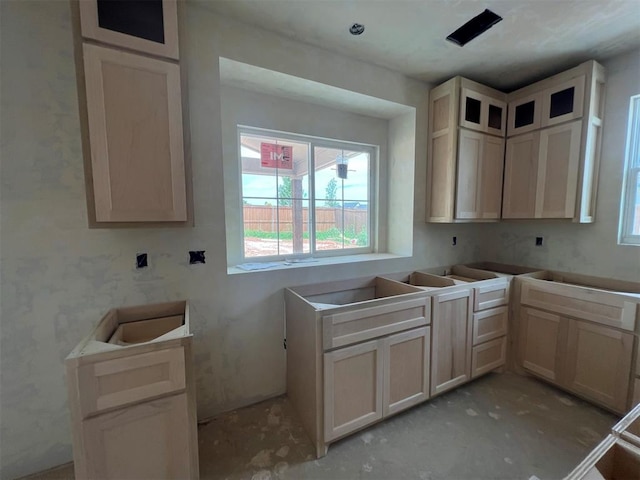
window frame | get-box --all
[618,94,640,246]
[237,125,378,262]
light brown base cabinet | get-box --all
[324,327,430,442]
[286,276,432,457]
[66,301,199,479]
[518,276,639,414]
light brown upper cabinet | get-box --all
[83,44,187,222]
[79,0,179,60]
[426,77,507,222]
[503,61,605,222]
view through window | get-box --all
[620,94,640,245]
[239,128,374,259]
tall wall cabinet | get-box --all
[426,61,605,224]
[503,61,605,221]
[72,0,190,225]
[426,77,506,222]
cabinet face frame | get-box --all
[541,75,586,128]
[323,340,383,442]
[383,327,430,417]
[79,0,180,60]
[507,92,543,137]
[83,43,187,222]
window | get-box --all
[239,126,376,260]
[619,95,640,245]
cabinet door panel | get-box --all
[566,320,633,413]
[83,44,187,222]
[502,132,539,218]
[508,92,542,136]
[521,308,562,382]
[535,120,582,218]
[81,393,194,479]
[472,336,506,378]
[324,341,383,441]
[456,130,483,219]
[542,75,585,127]
[431,289,473,396]
[79,0,179,60]
[480,135,505,218]
[383,327,430,417]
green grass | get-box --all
[244,226,368,246]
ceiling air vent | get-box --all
[446,9,502,47]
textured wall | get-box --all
[0,2,481,478]
[479,49,640,281]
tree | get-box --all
[278,177,292,206]
[325,178,339,207]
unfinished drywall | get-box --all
[0,2,480,477]
[479,49,640,281]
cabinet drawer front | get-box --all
[323,298,430,350]
[78,347,186,418]
[521,280,637,331]
[474,281,510,311]
[473,307,508,345]
[472,337,506,378]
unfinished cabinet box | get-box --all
[518,275,640,414]
[285,276,430,457]
[66,301,198,479]
[79,0,179,60]
[426,76,507,222]
[503,61,605,222]
[566,435,640,480]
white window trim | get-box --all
[237,125,379,263]
[618,94,640,246]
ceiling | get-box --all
[196,0,640,91]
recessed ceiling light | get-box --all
[446,9,502,47]
[349,23,365,35]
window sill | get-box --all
[227,253,408,275]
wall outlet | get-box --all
[136,253,148,269]
[535,237,544,246]
[189,251,206,264]
[452,236,457,246]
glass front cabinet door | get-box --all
[460,88,506,137]
[79,0,179,60]
[541,75,585,128]
[507,92,543,137]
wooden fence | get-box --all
[243,205,367,233]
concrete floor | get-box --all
[25,372,617,480]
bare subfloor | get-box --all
[25,373,617,480]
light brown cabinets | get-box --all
[66,301,199,479]
[426,77,507,222]
[430,288,473,395]
[83,44,187,222]
[503,61,605,222]
[73,0,190,226]
[78,0,179,60]
[427,61,606,224]
[285,276,430,457]
[567,403,640,480]
[518,277,639,413]
[323,326,430,442]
